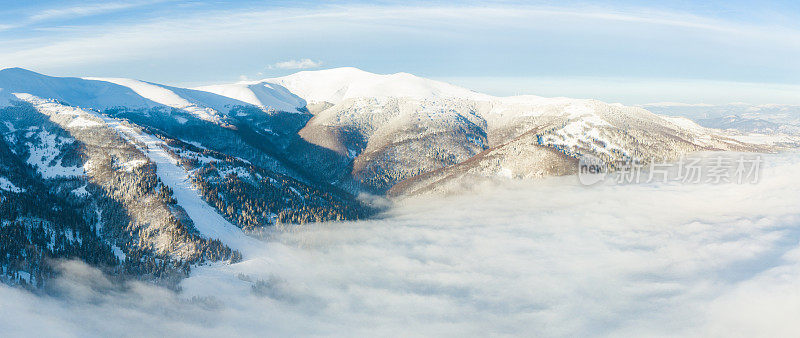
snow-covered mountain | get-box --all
[311,95,769,195]
[1,67,782,195]
[195,67,486,109]
[195,68,778,193]
[266,67,490,104]
[0,68,373,288]
[0,66,786,286]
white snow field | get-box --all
[1,152,798,337]
[197,67,488,107]
[194,81,306,112]
[0,68,261,125]
[84,77,224,123]
[265,67,490,104]
[195,66,484,110]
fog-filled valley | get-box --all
[2,152,798,337]
[3,1,800,335]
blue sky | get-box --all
[0,0,799,104]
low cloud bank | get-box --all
[2,153,800,336]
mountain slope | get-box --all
[286,91,771,194]
[0,68,371,211]
[84,77,246,123]
[390,97,770,195]
[193,81,306,112]
[0,96,240,288]
[0,68,155,108]
[0,69,377,288]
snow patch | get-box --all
[67,116,103,128]
[16,271,31,284]
[0,177,24,193]
[219,166,252,180]
[120,159,148,172]
[111,245,126,261]
[662,115,707,132]
[24,130,83,179]
[71,184,89,197]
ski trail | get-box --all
[94,114,259,255]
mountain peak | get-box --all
[266,67,486,104]
[0,67,46,78]
[1,67,33,72]
[294,66,372,75]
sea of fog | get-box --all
[2,152,800,337]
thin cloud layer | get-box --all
[1,152,799,336]
[1,3,798,104]
[268,59,323,70]
[29,2,153,22]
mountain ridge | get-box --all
[2,66,788,195]
[0,66,790,287]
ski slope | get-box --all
[92,113,259,254]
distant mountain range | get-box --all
[643,102,800,135]
[0,67,790,288]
